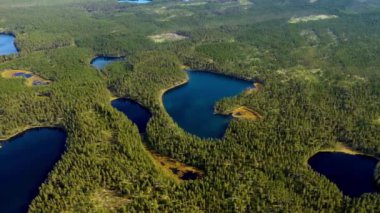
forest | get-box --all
[0,0,379,212]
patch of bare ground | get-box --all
[231,106,263,121]
[91,189,131,210]
[1,70,51,86]
[245,82,263,95]
[289,14,338,24]
[149,150,204,181]
[148,33,188,43]
[374,117,380,125]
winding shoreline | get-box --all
[0,125,62,143]
[158,75,189,108]
[181,67,261,83]
[0,32,21,54]
[319,143,361,155]
[158,69,258,109]
[90,55,126,66]
[305,142,380,166]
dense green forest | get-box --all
[0,0,379,212]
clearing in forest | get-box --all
[289,14,338,24]
[91,189,131,210]
[374,117,380,125]
[245,83,264,94]
[231,106,262,121]
[1,70,51,86]
[148,33,188,43]
[150,150,204,181]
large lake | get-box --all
[308,152,379,197]
[163,71,252,139]
[0,34,18,56]
[112,98,152,133]
[0,128,66,213]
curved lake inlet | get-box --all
[308,152,379,197]
[111,98,152,133]
[111,99,204,180]
[0,34,18,56]
[91,56,124,70]
[118,0,152,4]
[0,128,66,213]
[163,71,253,139]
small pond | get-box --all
[0,34,18,56]
[91,56,124,70]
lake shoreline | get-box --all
[158,69,259,108]
[90,55,126,70]
[305,142,380,168]
[160,69,254,138]
[111,99,203,182]
[0,127,67,212]
[308,150,379,197]
[0,32,20,56]
[318,142,379,159]
[182,67,261,83]
[90,55,125,64]
[0,125,63,143]
[158,75,189,108]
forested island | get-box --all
[0,0,379,212]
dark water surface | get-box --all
[0,128,66,213]
[308,152,379,197]
[112,98,152,133]
[163,71,252,139]
[0,34,18,56]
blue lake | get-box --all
[112,98,152,133]
[0,34,18,56]
[91,56,124,70]
[163,71,252,139]
[308,152,379,197]
[0,128,66,213]
[118,0,152,4]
